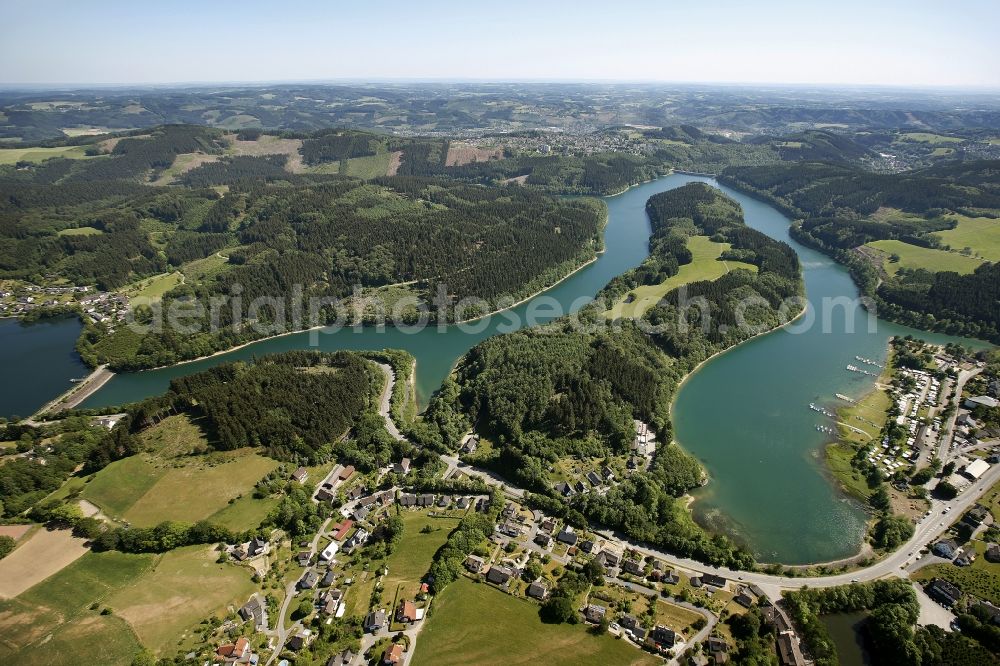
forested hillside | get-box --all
[721,160,1000,340]
[425,185,802,568]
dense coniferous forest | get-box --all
[131,351,376,462]
[720,160,1000,340]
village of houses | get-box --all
[200,417,815,666]
[0,279,129,326]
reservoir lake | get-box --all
[4,173,990,563]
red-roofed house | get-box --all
[216,636,251,663]
[397,599,417,623]
[339,465,355,480]
[332,519,355,541]
[382,643,403,665]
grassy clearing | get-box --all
[80,415,279,527]
[122,451,277,527]
[208,494,280,532]
[0,550,153,663]
[897,132,963,144]
[0,145,92,164]
[654,599,703,635]
[81,456,163,517]
[412,577,657,666]
[384,511,461,601]
[106,545,257,655]
[119,271,183,302]
[930,147,955,157]
[56,226,103,237]
[339,152,392,179]
[607,236,757,319]
[6,614,141,666]
[867,239,985,275]
[0,527,91,599]
[180,253,229,281]
[932,215,1000,263]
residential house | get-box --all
[650,625,676,648]
[734,589,755,608]
[456,496,469,509]
[291,467,309,483]
[437,495,451,508]
[398,493,417,507]
[216,637,252,664]
[932,539,960,559]
[556,525,577,545]
[487,565,514,586]
[583,604,606,624]
[621,558,644,576]
[579,539,595,553]
[298,570,320,590]
[661,569,680,585]
[397,599,418,623]
[346,486,365,501]
[332,519,354,541]
[464,554,485,573]
[777,632,805,666]
[382,643,403,666]
[287,632,309,652]
[926,578,962,608]
[296,551,311,567]
[620,614,645,637]
[586,470,603,486]
[986,543,1000,563]
[527,579,549,600]
[963,504,992,527]
[365,610,388,633]
[601,466,615,481]
[418,493,435,507]
[540,517,556,534]
[316,486,334,502]
[393,458,411,475]
[321,570,337,587]
[238,596,266,629]
[500,521,522,538]
[326,649,355,666]
[320,540,340,562]
[573,480,586,494]
[554,481,573,497]
[344,528,370,551]
[598,549,621,570]
[534,533,552,549]
[339,465,355,480]
[702,573,727,589]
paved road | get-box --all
[266,516,332,665]
[375,363,407,442]
[610,577,717,664]
[446,446,1000,594]
[936,367,981,462]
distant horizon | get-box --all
[2,78,1000,95]
[3,1,998,89]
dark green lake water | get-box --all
[821,612,871,666]
[0,316,89,419]
[8,173,989,563]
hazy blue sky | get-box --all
[2,0,998,87]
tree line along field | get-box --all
[0,545,256,664]
[867,239,986,275]
[932,214,1000,262]
[0,144,93,164]
[411,577,658,666]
